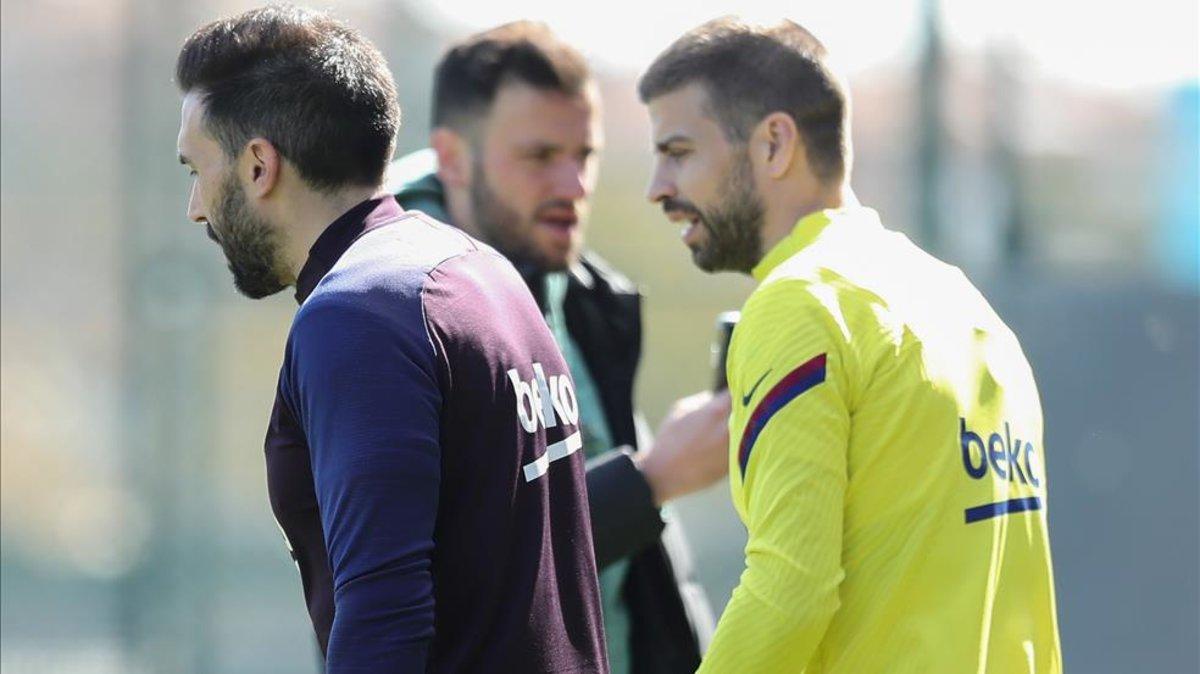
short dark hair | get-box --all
[176,5,400,190]
[639,18,849,182]
[432,21,590,133]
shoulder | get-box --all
[735,279,843,372]
[290,286,415,361]
[731,276,860,400]
[747,236,900,351]
[305,215,517,310]
[314,213,494,297]
[741,276,833,334]
[294,216,487,346]
[286,273,442,404]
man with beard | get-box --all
[640,18,1062,674]
[386,22,728,674]
[175,7,608,672]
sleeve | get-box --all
[285,297,442,673]
[584,448,665,569]
[699,281,852,673]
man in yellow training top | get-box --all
[638,17,1062,673]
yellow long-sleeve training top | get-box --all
[701,206,1061,674]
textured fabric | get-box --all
[267,198,607,673]
[547,272,633,674]
[702,207,1061,673]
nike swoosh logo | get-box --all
[742,369,772,406]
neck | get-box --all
[280,184,384,281]
[444,185,483,240]
[757,181,855,263]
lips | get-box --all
[681,218,705,247]
[536,206,578,229]
[663,206,705,246]
[534,205,579,249]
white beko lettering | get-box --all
[506,367,538,433]
[522,430,583,482]
[531,362,558,429]
[556,374,579,426]
[508,362,582,482]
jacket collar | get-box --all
[293,196,405,304]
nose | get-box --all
[187,181,207,224]
[550,158,588,202]
[645,161,675,205]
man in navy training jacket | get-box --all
[386,22,732,673]
[175,6,606,672]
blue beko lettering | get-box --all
[1005,423,1028,484]
[1025,442,1041,487]
[960,418,1042,487]
[960,418,988,479]
[961,419,1045,523]
[987,432,1008,479]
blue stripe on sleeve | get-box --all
[964,496,1043,524]
[737,354,827,478]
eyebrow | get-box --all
[520,141,560,152]
[654,134,691,153]
[517,142,599,158]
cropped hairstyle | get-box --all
[639,18,850,182]
[432,21,590,134]
[176,5,400,190]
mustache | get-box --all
[660,197,701,219]
[206,223,220,243]
[533,199,579,219]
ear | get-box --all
[243,137,282,198]
[431,127,473,189]
[751,112,801,180]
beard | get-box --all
[210,171,288,299]
[468,160,578,272]
[685,150,765,274]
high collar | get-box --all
[750,206,880,283]
[293,196,405,304]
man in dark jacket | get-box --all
[387,22,731,674]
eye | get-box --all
[526,148,556,164]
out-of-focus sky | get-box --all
[407,0,1199,90]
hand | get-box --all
[635,390,732,506]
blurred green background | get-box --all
[2,0,1197,672]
